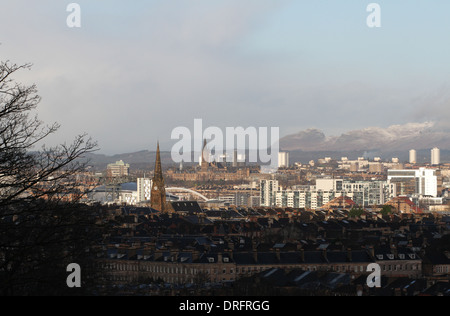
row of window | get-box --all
[104,263,236,276]
[103,262,421,276]
[381,263,420,272]
[434,266,449,274]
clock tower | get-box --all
[151,142,167,212]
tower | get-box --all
[201,139,210,171]
[151,142,167,212]
[278,152,290,168]
[431,147,440,165]
[409,149,417,164]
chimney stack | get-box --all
[368,246,375,258]
[390,243,398,258]
[228,249,234,261]
[192,250,200,262]
[347,248,352,262]
[253,248,258,263]
[322,249,328,262]
[154,250,163,261]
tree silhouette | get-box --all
[0,61,104,295]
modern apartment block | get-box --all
[262,178,396,209]
[278,152,290,168]
[137,178,152,203]
[431,147,441,166]
[409,149,417,164]
[260,179,279,207]
[388,168,439,197]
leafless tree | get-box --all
[0,61,104,295]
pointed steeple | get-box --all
[151,142,166,212]
[201,139,208,165]
[154,141,163,181]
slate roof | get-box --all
[171,201,203,213]
[232,250,374,265]
[424,252,450,265]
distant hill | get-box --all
[83,121,450,171]
[83,150,180,171]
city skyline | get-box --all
[2,1,450,154]
[2,1,450,298]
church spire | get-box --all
[151,142,166,212]
[154,141,163,180]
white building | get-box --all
[316,178,396,207]
[275,190,335,209]
[119,190,138,205]
[278,152,290,168]
[137,178,152,203]
[409,150,417,164]
[388,168,438,197]
[272,179,395,209]
[431,147,440,165]
[260,179,279,207]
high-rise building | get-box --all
[409,150,417,164]
[278,152,290,168]
[431,147,440,165]
[151,143,167,212]
[106,160,130,178]
[232,149,238,168]
[260,179,279,207]
[388,168,438,197]
[137,178,152,203]
[315,179,396,207]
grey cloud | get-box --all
[280,122,450,151]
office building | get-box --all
[106,160,130,178]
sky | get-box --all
[1,0,450,154]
